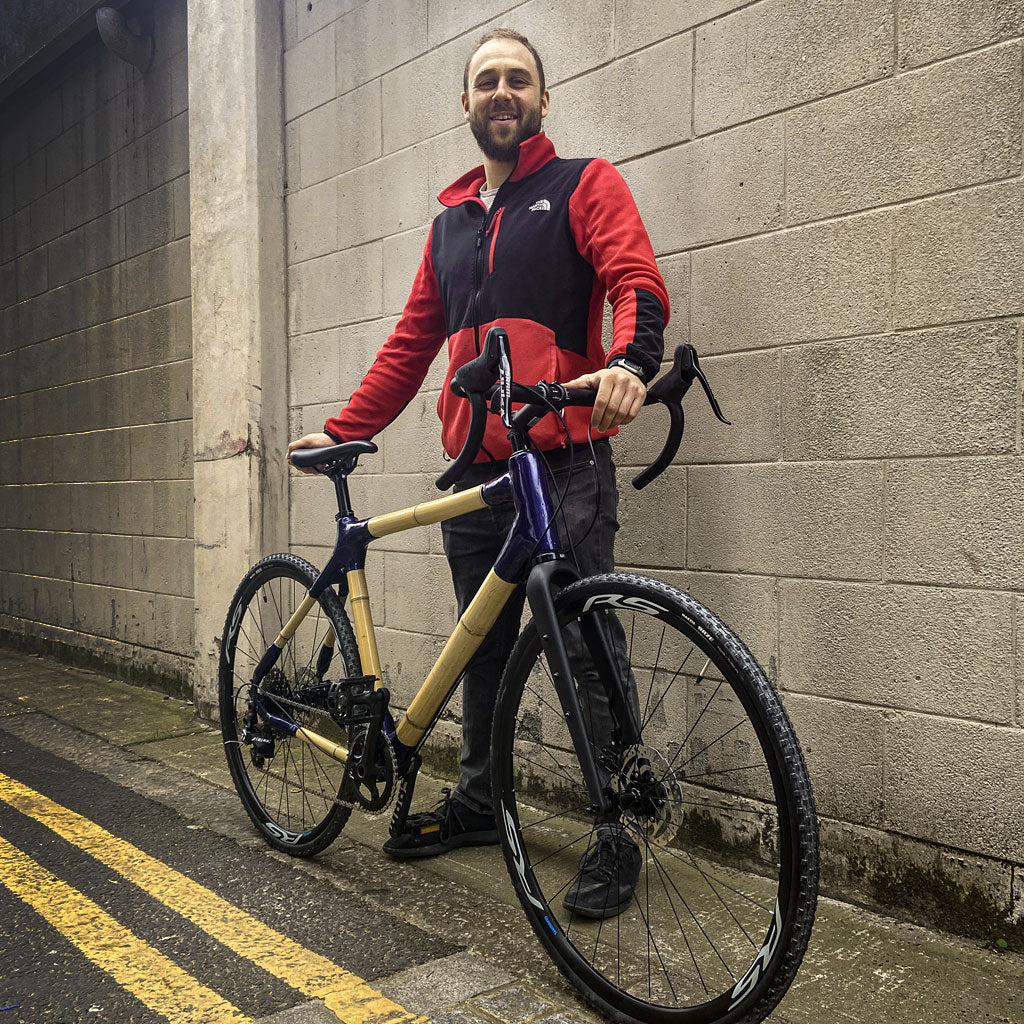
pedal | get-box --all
[389,752,422,838]
[328,675,383,727]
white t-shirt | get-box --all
[480,185,499,211]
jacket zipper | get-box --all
[487,207,504,275]
[471,197,503,355]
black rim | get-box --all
[220,564,351,844]
[496,581,802,1022]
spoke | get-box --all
[563,823,600,939]
[521,807,584,832]
[514,748,582,792]
[642,837,709,996]
[640,647,695,734]
[664,718,746,780]
[297,744,318,828]
[674,762,765,783]
[664,677,722,776]
[642,842,734,980]
[657,844,773,914]
[641,622,667,726]
[626,858,677,1003]
[529,828,593,869]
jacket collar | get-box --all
[437,132,558,207]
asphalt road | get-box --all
[0,727,454,1024]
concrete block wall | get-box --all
[0,0,193,692]
[283,0,1024,937]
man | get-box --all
[289,29,668,918]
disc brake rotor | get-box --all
[615,744,685,847]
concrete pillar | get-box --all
[187,0,288,714]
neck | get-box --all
[483,156,515,191]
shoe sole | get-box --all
[382,828,500,860]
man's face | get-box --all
[462,39,549,163]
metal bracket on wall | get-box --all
[95,6,153,73]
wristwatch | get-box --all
[608,356,646,382]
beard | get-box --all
[469,100,543,163]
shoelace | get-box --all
[577,831,637,881]
[407,786,453,826]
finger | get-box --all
[596,377,628,431]
[592,377,615,431]
[620,385,646,425]
[607,380,647,429]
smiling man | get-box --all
[289,29,669,919]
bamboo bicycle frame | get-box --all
[249,450,562,766]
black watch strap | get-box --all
[609,356,646,381]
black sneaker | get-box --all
[562,826,642,919]
[383,788,499,860]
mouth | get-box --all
[489,110,518,123]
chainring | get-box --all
[342,727,397,814]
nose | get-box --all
[494,76,512,100]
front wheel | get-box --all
[491,574,818,1024]
[219,553,361,857]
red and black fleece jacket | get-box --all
[325,132,670,462]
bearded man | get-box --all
[289,28,668,919]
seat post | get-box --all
[328,467,354,518]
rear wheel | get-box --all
[219,553,361,857]
[491,574,818,1024]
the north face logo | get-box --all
[528,199,551,211]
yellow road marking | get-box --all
[0,835,249,1024]
[0,773,424,1024]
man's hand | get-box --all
[563,366,646,432]
[287,432,338,474]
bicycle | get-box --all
[218,327,819,1024]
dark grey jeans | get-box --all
[441,439,621,816]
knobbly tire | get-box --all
[219,553,361,857]
[491,574,818,1024]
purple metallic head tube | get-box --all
[492,450,563,582]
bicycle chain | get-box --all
[251,685,398,816]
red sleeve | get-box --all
[568,159,669,381]
[324,226,447,442]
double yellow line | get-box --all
[0,772,423,1024]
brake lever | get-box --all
[692,356,731,425]
[631,344,730,490]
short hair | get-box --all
[463,28,546,96]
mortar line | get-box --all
[780,688,1019,732]
[893,0,900,76]
[889,206,896,334]
[11,415,190,440]
[0,619,196,665]
[690,29,697,140]
[885,30,1024,80]
[4,527,191,542]
[617,563,1023,597]
[1017,319,1023,456]
[645,168,1024,262]
[15,356,194,399]
[777,103,789,224]
[1012,594,1020,728]
[2,569,193,601]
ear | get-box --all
[461,91,470,121]
[540,89,550,119]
